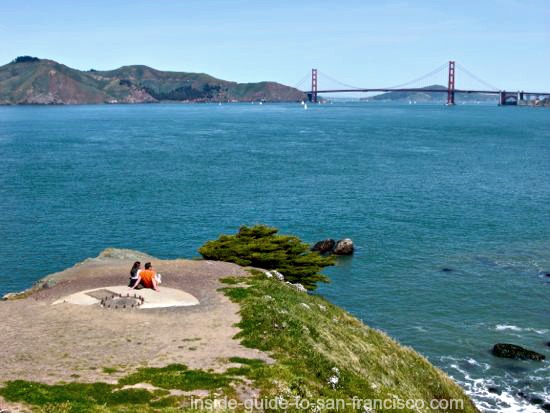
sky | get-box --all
[1,0,549,91]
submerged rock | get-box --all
[492,343,545,361]
[311,239,336,254]
[333,239,354,255]
[441,268,454,273]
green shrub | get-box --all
[198,225,334,290]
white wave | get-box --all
[464,378,547,413]
[495,324,523,332]
[441,356,549,412]
[494,324,548,335]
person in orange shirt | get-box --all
[130,262,160,291]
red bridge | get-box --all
[299,61,550,106]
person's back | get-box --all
[139,269,156,289]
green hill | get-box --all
[0,56,305,104]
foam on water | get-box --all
[443,355,550,413]
[495,325,548,335]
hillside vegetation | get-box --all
[0,57,305,104]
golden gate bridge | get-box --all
[294,61,550,106]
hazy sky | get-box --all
[1,0,548,91]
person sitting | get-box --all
[130,262,160,291]
[128,261,141,287]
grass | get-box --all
[119,364,234,391]
[0,381,157,412]
[218,272,479,412]
[0,361,262,412]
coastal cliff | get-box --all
[0,56,305,105]
[0,248,478,412]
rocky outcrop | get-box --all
[311,238,354,255]
[333,239,354,255]
[286,282,307,293]
[264,270,284,281]
[491,343,545,361]
[311,239,336,254]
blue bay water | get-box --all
[0,103,549,412]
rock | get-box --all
[492,343,545,361]
[311,239,336,254]
[285,282,307,293]
[333,238,354,255]
[300,303,311,310]
[264,270,284,281]
[2,292,20,301]
[530,396,544,405]
[487,386,501,395]
[270,270,285,281]
[441,268,454,272]
[542,402,550,412]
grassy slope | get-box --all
[0,59,305,103]
[221,271,478,412]
[0,60,109,103]
[0,270,478,412]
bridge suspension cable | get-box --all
[380,62,448,90]
[317,71,364,90]
[456,63,500,91]
[293,73,311,90]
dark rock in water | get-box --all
[544,272,550,277]
[541,402,550,412]
[530,396,544,405]
[441,268,454,272]
[487,386,501,395]
[517,391,528,399]
[333,238,354,255]
[492,343,545,361]
[546,341,550,348]
[311,239,336,254]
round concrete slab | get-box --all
[53,286,199,309]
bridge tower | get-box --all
[447,61,455,105]
[310,68,318,103]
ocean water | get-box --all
[0,103,549,411]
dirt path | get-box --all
[0,249,270,387]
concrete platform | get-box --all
[53,286,199,309]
